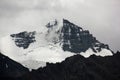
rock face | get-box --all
[11,31,36,49]
[0,52,29,79]
[1,52,120,80]
[61,19,110,53]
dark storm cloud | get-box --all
[0,0,120,51]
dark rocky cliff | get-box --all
[11,31,36,49]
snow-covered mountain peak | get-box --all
[1,19,113,55]
[0,19,113,69]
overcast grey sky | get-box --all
[0,0,120,51]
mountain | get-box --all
[0,19,119,80]
[10,19,112,53]
[0,19,113,69]
[0,51,120,80]
[0,52,29,80]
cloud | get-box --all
[0,0,63,10]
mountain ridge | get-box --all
[0,51,120,80]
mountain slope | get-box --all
[0,52,29,79]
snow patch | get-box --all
[80,48,113,58]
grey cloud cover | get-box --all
[0,0,120,51]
